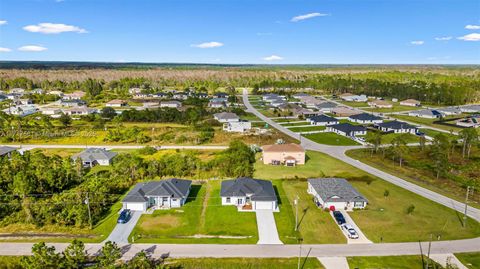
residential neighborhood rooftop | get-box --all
[262,143,305,153]
[308,178,368,203]
[220,177,277,202]
[122,179,192,203]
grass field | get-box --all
[273,118,301,123]
[289,126,326,133]
[419,128,458,139]
[271,180,301,244]
[303,132,359,146]
[169,258,324,269]
[380,133,420,144]
[281,121,310,127]
[455,252,480,269]
[363,103,419,113]
[347,255,442,269]
[255,150,480,243]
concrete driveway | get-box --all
[255,210,283,245]
[104,210,142,244]
[330,210,372,244]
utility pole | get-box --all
[419,241,425,269]
[426,234,432,269]
[294,195,299,231]
[85,192,92,229]
[463,186,472,228]
[297,237,303,269]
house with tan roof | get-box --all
[261,143,305,166]
[331,107,362,117]
[106,99,128,107]
[400,99,421,107]
[368,99,392,108]
[63,91,86,100]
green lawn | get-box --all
[281,121,310,127]
[240,113,262,121]
[169,258,324,269]
[380,133,420,144]
[455,252,480,269]
[420,128,458,139]
[274,118,301,123]
[304,132,359,146]
[255,150,480,243]
[363,104,419,113]
[131,181,258,244]
[347,255,442,269]
[289,126,326,133]
[0,256,23,268]
[271,180,301,244]
[392,114,463,132]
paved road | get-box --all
[1,237,479,258]
[104,211,142,244]
[255,210,283,245]
[242,89,480,222]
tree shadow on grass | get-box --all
[185,184,202,204]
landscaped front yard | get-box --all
[303,132,360,146]
[288,126,326,133]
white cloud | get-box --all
[262,55,283,61]
[291,12,328,22]
[190,41,224,48]
[434,36,452,41]
[457,33,480,41]
[23,23,87,34]
[0,20,7,26]
[465,25,480,30]
[0,47,12,52]
[410,40,424,45]
[18,45,48,52]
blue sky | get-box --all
[0,0,479,64]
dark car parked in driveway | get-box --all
[117,209,131,224]
[333,211,346,225]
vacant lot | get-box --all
[169,258,324,269]
[288,126,326,133]
[281,121,310,127]
[304,132,359,146]
[380,133,420,144]
[455,252,480,269]
[392,114,463,132]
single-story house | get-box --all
[368,100,392,108]
[47,90,64,97]
[292,108,321,118]
[460,105,480,113]
[400,99,421,107]
[456,115,480,128]
[340,93,368,102]
[303,97,324,109]
[375,121,417,134]
[293,93,310,99]
[326,123,367,137]
[262,143,305,166]
[408,109,442,119]
[10,88,26,94]
[223,121,252,133]
[106,99,128,107]
[173,92,188,100]
[63,107,97,116]
[160,101,182,108]
[214,92,229,99]
[0,146,16,158]
[214,112,240,123]
[4,105,37,117]
[40,107,62,116]
[436,107,462,116]
[128,87,142,94]
[315,102,337,113]
[220,177,278,211]
[71,148,118,167]
[348,113,383,124]
[209,101,226,108]
[60,100,87,107]
[122,179,192,211]
[331,107,362,117]
[262,93,281,101]
[307,114,339,126]
[307,178,368,211]
[63,91,86,100]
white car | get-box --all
[341,224,359,239]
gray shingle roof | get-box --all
[214,112,239,121]
[410,109,442,117]
[329,123,366,133]
[122,179,192,203]
[308,178,368,203]
[309,114,338,123]
[316,102,337,109]
[220,177,277,201]
[376,121,416,130]
[349,113,382,121]
[71,148,118,163]
[0,146,16,156]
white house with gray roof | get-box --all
[220,177,278,211]
[71,148,118,167]
[214,112,240,123]
[307,178,368,211]
[408,109,442,119]
[122,179,192,211]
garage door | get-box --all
[124,202,146,211]
[255,201,273,210]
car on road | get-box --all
[117,209,131,224]
[333,211,346,225]
[341,224,359,239]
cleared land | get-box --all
[303,132,359,146]
[288,126,326,132]
[168,258,324,269]
[380,133,420,144]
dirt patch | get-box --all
[141,215,180,231]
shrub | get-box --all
[406,204,415,215]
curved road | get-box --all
[242,89,480,222]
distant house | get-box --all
[63,91,86,100]
[456,115,480,128]
[292,108,321,118]
[262,93,281,101]
[133,93,150,99]
[408,109,442,119]
[302,97,324,109]
[31,88,44,94]
[128,87,142,94]
[331,107,362,117]
[340,93,367,102]
[326,123,367,137]
[293,93,310,99]
[60,100,87,107]
[4,105,37,117]
[196,92,208,99]
[160,101,182,108]
[223,121,252,133]
[348,113,383,124]
[307,178,368,211]
[368,99,392,108]
[208,101,226,108]
[214,92,229,99]
[173,92,188,100]
[315,102,337,113]
[460,105,480,113]
[436,107,462,116]
[0,146,16,158]
[214,112,240,123]
[72,148,118,167]
[40,107,62,116]
[47,90,64,97]
[375,121,417,134]
[262,143,306,166]
[106,99,128,107]
[307,115,339,126]
[10,88,26,94]
[63,107,97,116]
[220,177,278,211]
[400,99,421,107]
[122,179,192,211]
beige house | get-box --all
[262,143,305,166]
[400,99,421,107]
[367,99,392,108]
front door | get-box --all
[162,197,168,206]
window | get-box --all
[226,197,231,203]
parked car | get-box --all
[117,209,131,224]
[341,224,359,239]
[333,211,346,225]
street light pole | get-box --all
[463,186,472,228]
[294,195,299,231]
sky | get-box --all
[0,0,479,64]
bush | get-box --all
[137,146,157,155]
[406,204,415,215]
